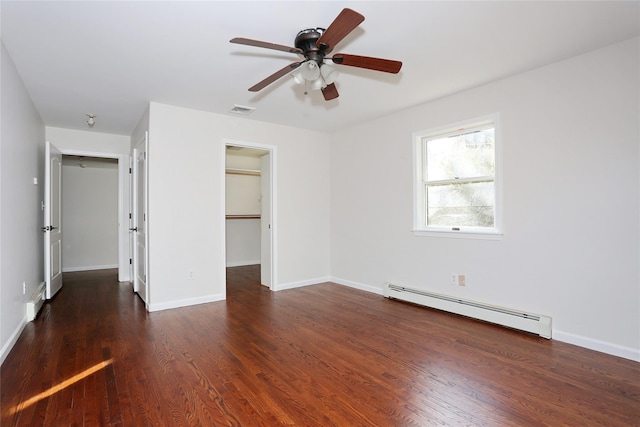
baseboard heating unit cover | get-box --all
[26,282,46,321]
[384,283,552,338]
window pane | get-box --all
[426,128,495,181]
[427,182,494,227]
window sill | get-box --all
[412,229,503,240]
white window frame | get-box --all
[413,113,503,240]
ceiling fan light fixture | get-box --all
[320,63,338,85]
[292,68,305,85]
[299,61,320,81]
[231,8,401,101]
[309,77,324,91]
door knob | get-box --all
[129,227,138,232]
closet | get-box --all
[225,147,266,268]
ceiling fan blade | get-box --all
[230,37,302,54]
[321,83,339,101]
[331,54,402,74]
[316,8,364,53]
[248,62,302,92]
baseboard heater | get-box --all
[26,282,46,321]
[384,283,552,339]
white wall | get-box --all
[330,37,640,361]
[225,219,261,267]
[147,102,331,310]
[62,160,119,271]
[45,127,131,281]
[46,127,131,154]
[225,173,261,215]
[0,43,45,363]
[131,105,149,149]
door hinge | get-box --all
[129,167,132,174]
[129,258,132,265]
[129,213,132,219]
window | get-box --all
[413,114,502,238]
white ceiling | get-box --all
[2,1,638,136]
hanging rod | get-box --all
[225,168,260,176]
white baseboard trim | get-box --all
[226,260,260,268]
[553,330,640,362]
[330,277,384,295]
[148,293,225,312]
[1,315,28,366]
[274,276,331,291]
[63,264,118,273]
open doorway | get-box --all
[41,143,130,308]
[61,155,119,273]
[224,143,275,291]
[54,148,129,280]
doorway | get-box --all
[61,155,119,274]
[53,149,129,281]
[224,142,276,290]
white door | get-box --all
[132,133,149,306]
[44,141,63,299]
[128,156,134,283]
[260,153,272,288]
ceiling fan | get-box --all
[230,8,402,101]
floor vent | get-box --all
[384,283,552,338]
[26,282,46,321]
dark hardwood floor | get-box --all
[1,266,639,426]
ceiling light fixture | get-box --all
[230,8,402,101]
[291,61,338,95]
[86,114,96,127]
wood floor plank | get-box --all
[1,266,639,426]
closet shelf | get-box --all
[226,215,261,219]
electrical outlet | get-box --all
[458,275,466,286]
[187,270,195,279]
[451,274,457,285]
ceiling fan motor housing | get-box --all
[295,28,327,64]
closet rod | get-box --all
[225,168,260,176]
